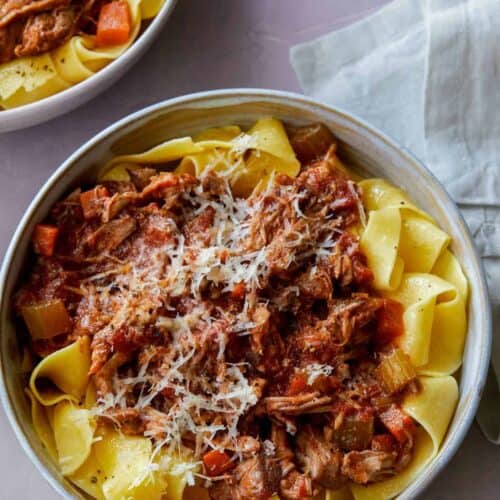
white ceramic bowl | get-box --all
[0,89,491,499]
[0,0,177,134]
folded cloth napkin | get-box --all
[291,0,500,442]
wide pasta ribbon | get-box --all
[359,179,449,291]
[29,336,91,406]
[0,0,164,109]
[70,428,168,500]
[360,178,467,376]
[385,272,467,375]
[70,427,200,500]
[101,117,301,197]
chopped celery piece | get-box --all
[375,348,416,394]
[22,300,72,340]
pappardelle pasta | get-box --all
[0,0,164,109]
[14,118,467,500]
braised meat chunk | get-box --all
[342,450,397,484]
[208,453,281,500]
[0,22,22,63]
[14,6,79,57]
[0,0,69,28]
[0,0,79,62]
[287,123,336,164]
[296,425,345,489]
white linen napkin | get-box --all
[291,0,500,442]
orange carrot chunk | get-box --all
[32,224,59,256]
[230,282,246,301]
[96,1,131,47]
[288,373,308,396]
[297,476,310,497]
[379,405,416,444]
[375,298,404,346]
[202,450,235,476]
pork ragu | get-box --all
[0,0,131,64]
[15,123,419,499]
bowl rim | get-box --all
[0,0,178,132]
[0,88,492,499]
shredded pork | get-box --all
[0,0,115,62]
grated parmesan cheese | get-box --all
[305,363,334,385]
[83,158,362,462]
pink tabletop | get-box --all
[0,1,499,498]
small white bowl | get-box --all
[0,89,491,498]
[0,0,177,134]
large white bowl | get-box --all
[0,89,491,498]
[0,0,177,134]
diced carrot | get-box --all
[161,387,175,399]
[352,258,374,285]
[96,1,131,47]
[371,434,397,453]
[230,282,246,300]
[80,186,109,219]
[288,373,308,396]
[296,477,310,498]
[32,224,59,256]
[379,405,416,444]
[375,299,405,346]
[202,450,235,476]
[219,248,229,263]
